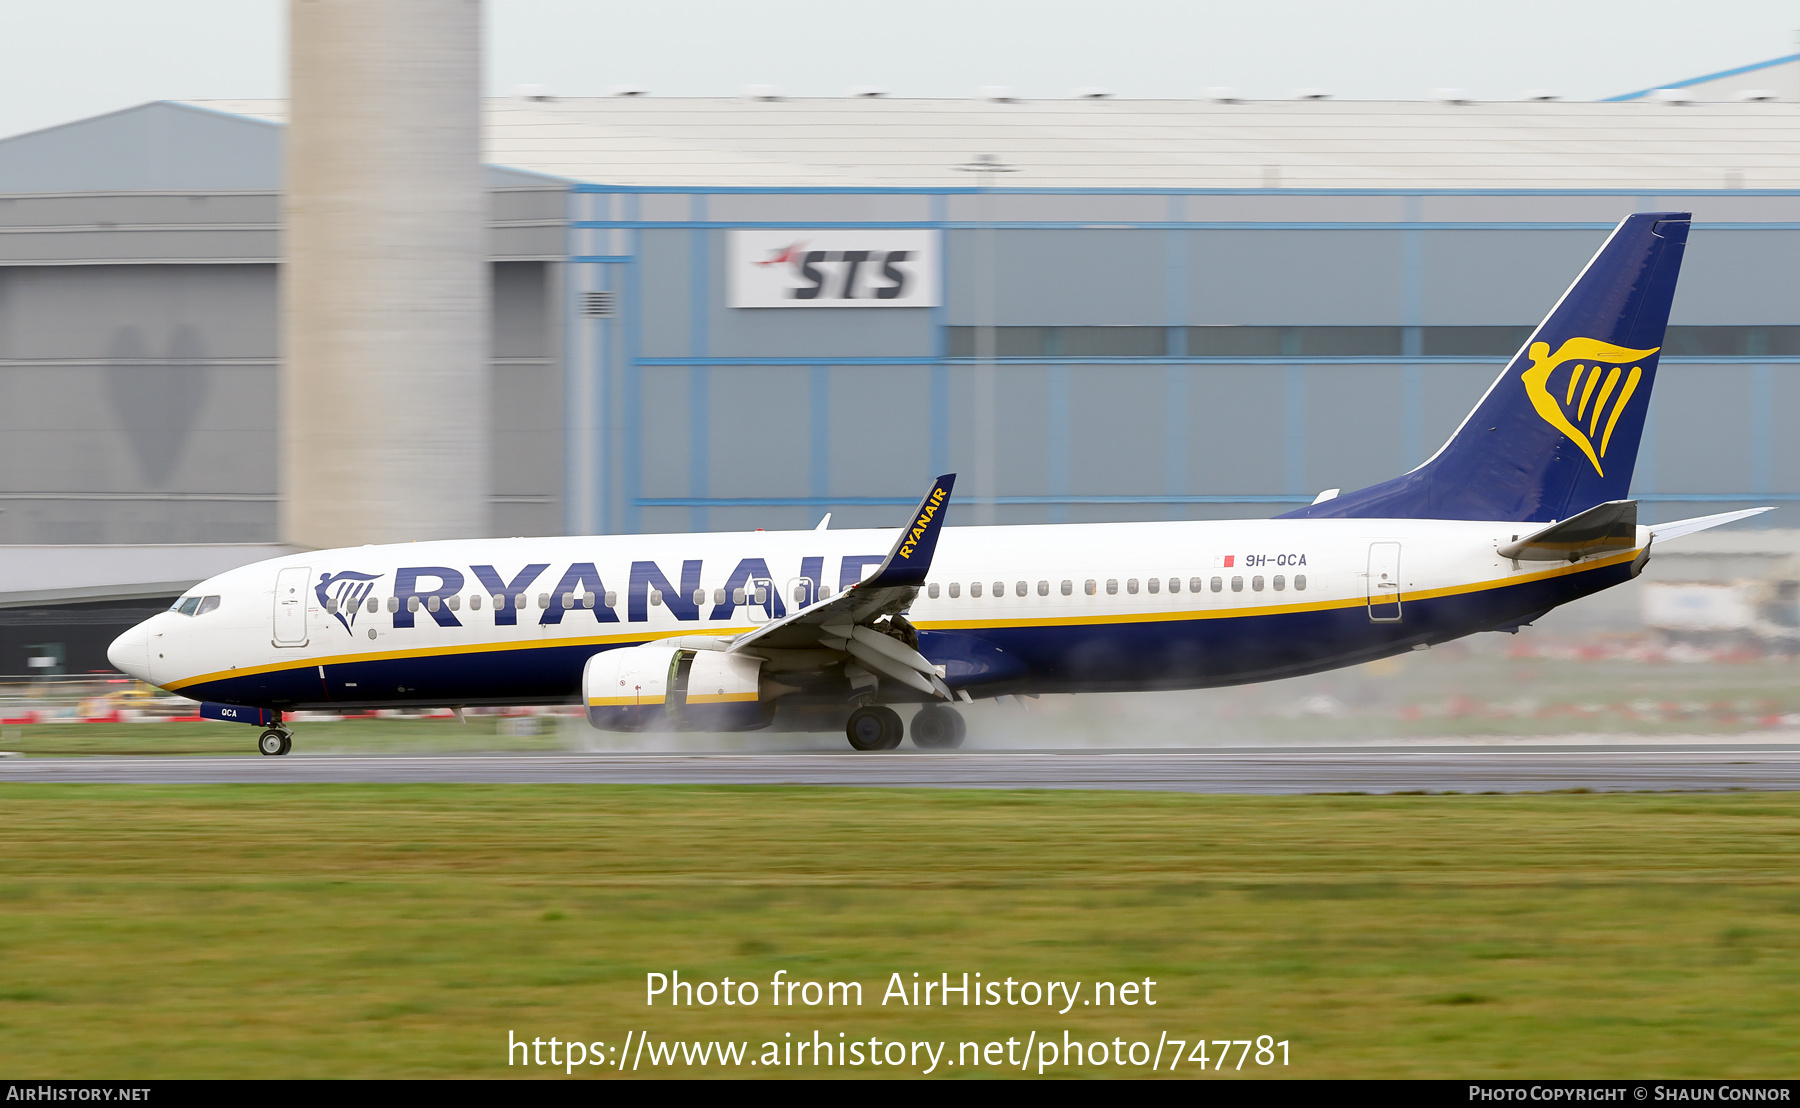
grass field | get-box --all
[1,785,1797,1078]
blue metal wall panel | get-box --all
[1186,230,1403,324]
[564,184,1800,533]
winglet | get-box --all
[858,474,955,589]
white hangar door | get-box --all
[273,566,312,646]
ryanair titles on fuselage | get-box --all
[312,553,893,636]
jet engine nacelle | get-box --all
[583,645,775,732]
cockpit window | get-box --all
[176,596,202,616]
[196,595,221,616]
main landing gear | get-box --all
[258,727,293,757]
[844,704,966,751]
[909,705,966,749]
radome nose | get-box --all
[107,622,151,682]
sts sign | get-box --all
[728,229,941,308]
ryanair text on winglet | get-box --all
[896,486,948,562]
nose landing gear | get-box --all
[258,728,293,757]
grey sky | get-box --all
[3,0,1797,140]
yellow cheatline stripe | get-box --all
[587,695,665,707]
[170,549,1642,690]
[686,692,759,704]
[165,624,757,692]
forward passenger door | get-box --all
[273,566,311,646]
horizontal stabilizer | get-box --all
[1649,506,1775,543]
[1498,500,1637,562]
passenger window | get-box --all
[1167,578,1180,594]
[324,598,339,614]
[583,594,596,609]
[1210,576,1222,593]
[1036,580,1048,596]
[711,588,725,605]
[1061,580,1073,596]
[1147,578,1160,594]
[470,594,483,610]
[949,582,961,598]
[1252,576,1264,592]
[177,596,202,616]
[427,595,441,612]
[1190,577,1203,593]
[1126,578,1139,595]
[407,596,421,612]
[491,594,506,610]
[449,595,462,611]
[1231,576,1243,592]
[1295,574,1307,591]
[993,581,1004,597]
[971,582,983,598]
[537,593,550,608]
[197,595,221,616]
[605,590,618,607]
[733,588,746,604]
[1273,575,1285,591]
[562,593,575,609]
[1012,581,1024,597]
[928,583,940,599]
[1106,579,1118,595]
[753,587,768,604]
[820,585,832,599]
[1084,579,1097,595]
[387,596,400,613]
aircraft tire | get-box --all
[259,729,290,757]
[910,705,965,749]
[846,705,903,751]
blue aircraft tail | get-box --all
[1283,212,1691,523]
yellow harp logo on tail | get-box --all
[1520,338,1659,477]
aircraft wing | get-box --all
[728,474,956,699]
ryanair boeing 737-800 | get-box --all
[107,212,1766,754]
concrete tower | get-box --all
[283,0,488,549]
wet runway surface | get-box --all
[4,744,1800,794]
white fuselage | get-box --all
[110,516,1646,711]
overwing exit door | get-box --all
[1367,543,1402,622]
[743,577,776,624]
